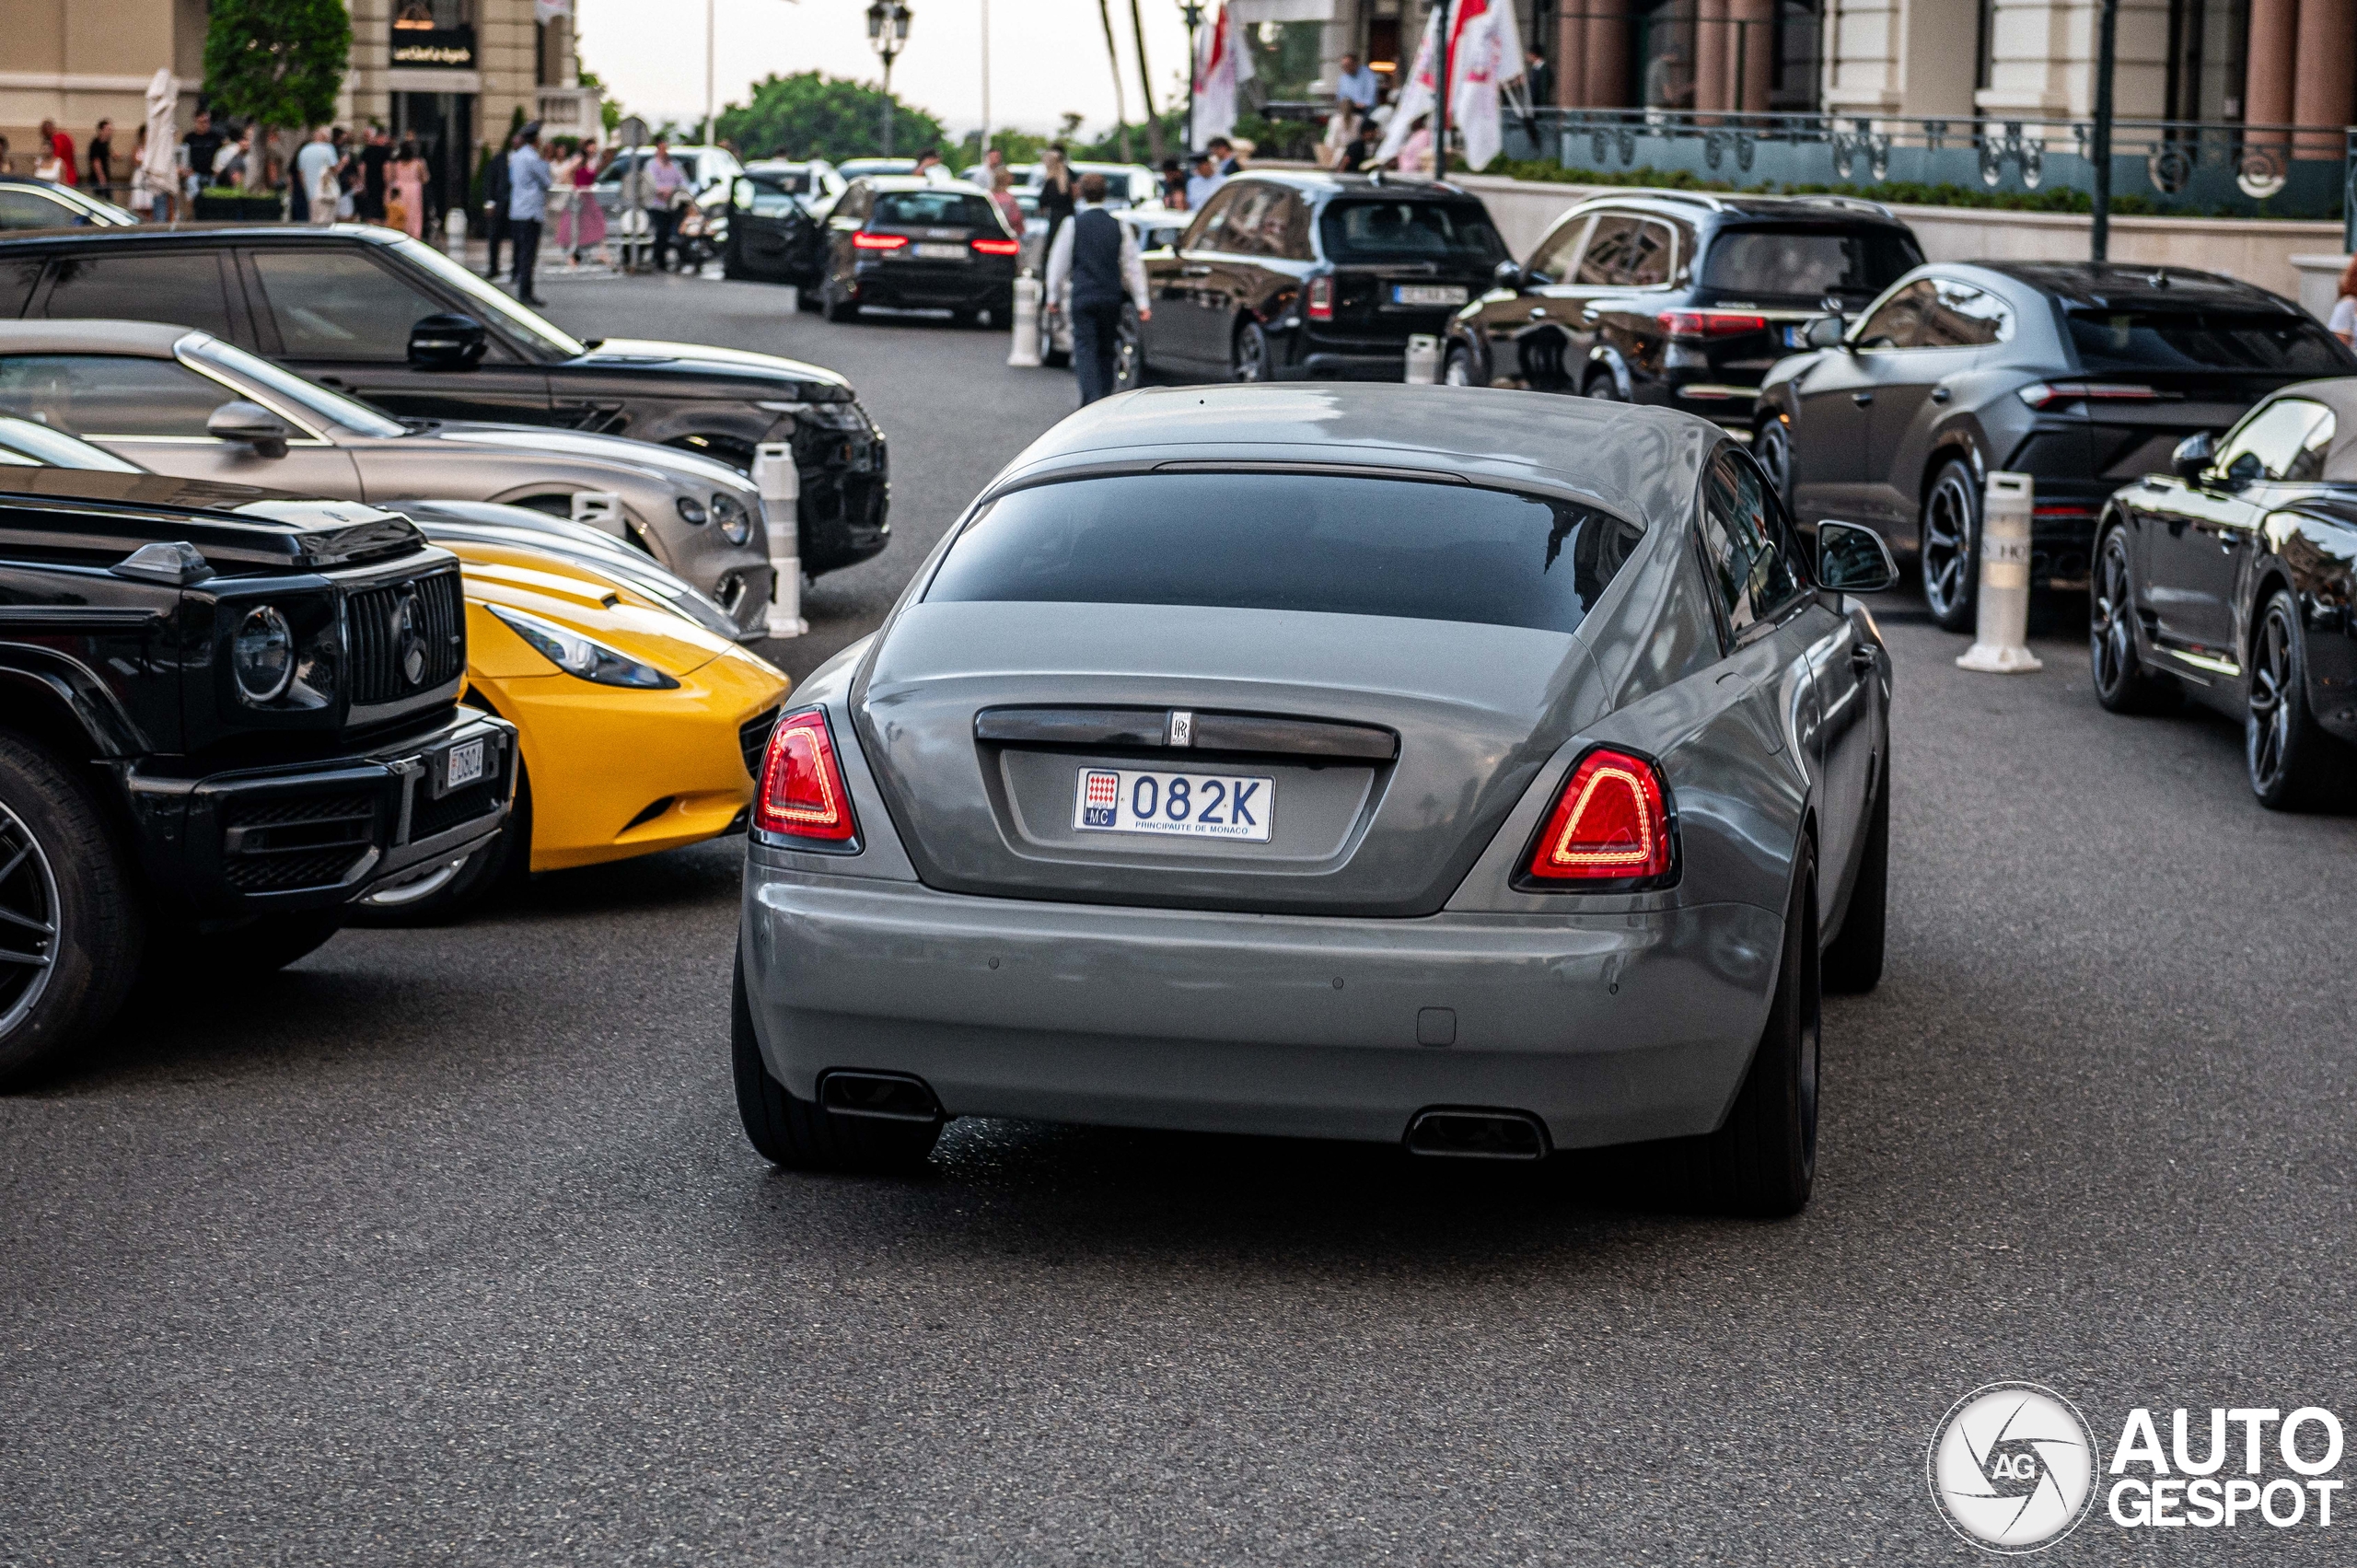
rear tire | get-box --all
[1920,459,1980,633]
[2247,589,2348,810]
[1820,763,1887,995]
[2090,525,2178,714]
[1442,347,1476,387]
[823,277,859,323]
[733,955,941,1172]
[1696,850,1819,1216]
[0,734,142,1091]
[1230,319,1272,383]
[1583,369,1625,401]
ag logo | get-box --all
[392,590,428,686]
[1927,1382,2100,1553]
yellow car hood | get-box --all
[443,538,747,680]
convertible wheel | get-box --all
[0,735,141,1091]
[1696,850,1819,1216]
[1753,419,1795,514]
[1820,758,1887,995]
[2090,528,2178,714]
[1920,459,1980,633]
[2246,590,2347,811]
[733,956,941,1173]
[351,764,532,927]
[1442,348,1476,387]
[1230,320,1271,383]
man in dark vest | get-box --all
[1042,171,1151,406]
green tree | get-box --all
[713,72,946,162]
[202,0,351,192]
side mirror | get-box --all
[408,313,487,371]
[1492,259,1525,291]
[1803,314,1847,352]
[1816,519,1900,594]
[206,400,292,459]
[2172,430,2217,482]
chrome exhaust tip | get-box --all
[1403,1107,1551,1161]
[818,1070,944,1123]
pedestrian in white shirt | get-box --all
[1184,150,1223,212]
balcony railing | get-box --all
[1499,110,2357,246]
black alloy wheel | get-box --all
[1920,459,1980,633]
[2247,590,2345,810]
[1230,320,1271,383]
[2089,528,2177,714]
[1753,419,1795,514]
[0,734,142,1090]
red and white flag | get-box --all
[1191,4,1257,148]
[1373,0,1527,173]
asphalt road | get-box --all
[5,273,2354,1565]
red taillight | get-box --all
[852,231,908,250]
[1306,275,1334,321]
[2016,380,2166,409]
[1657,309,1768,340]
[756,708,859,844]
[1521,749,1673,886]
[970,236,1020,255]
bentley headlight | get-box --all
[488,603,679,690]
[711,491,754,545]
[231,606,296,703]
[676,495,708,526]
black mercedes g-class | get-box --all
[0,488,516,1086]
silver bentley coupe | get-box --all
[734,385,1897,1214]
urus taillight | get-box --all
[1306,276,1334,321]
[756,707,860,845]
[1518,748,1674,888]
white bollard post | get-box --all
[753,442,807,639]
[1404,333,1442,384]
[444,208,468,257]
[1956,470,2043,673]
[1008,274,1043,368]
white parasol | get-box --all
[138,69,179,212]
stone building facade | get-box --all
[0,0,595,214]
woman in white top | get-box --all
[2329,257,2357,347]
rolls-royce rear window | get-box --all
[925,472,1643,635]
[1318,203,1506,267]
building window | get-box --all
[2166,0,2247,122]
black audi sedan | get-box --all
[1756,261,2353,630]
[2091,378,2357,808]
[0,224,891,575]
[1441,191,1921,424]
[816,177,1021,325]
[1122,171,1507,385]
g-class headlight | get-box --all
[487,603,679,690]
[710,491,754,545]
[231,606,296,703]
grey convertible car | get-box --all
[734,385,1898,1214]
[0,320,778,637]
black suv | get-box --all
[0,489,516,1086]
[0,224,891,575]
[1441,191,1922,426]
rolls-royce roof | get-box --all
[990,383,1724,528]
[0,319,191,355]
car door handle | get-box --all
[1181,264,1212,276]
[1851,644,1880,672]
[1852,391,1874,406]
[1930,386,1951,402]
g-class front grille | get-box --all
[410,779,502,842]
[346,569,465,706]
[220,792,378,891]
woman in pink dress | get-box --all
[389,139,428,238]
[569,139,610,269]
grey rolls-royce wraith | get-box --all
[735,385,1898,1214]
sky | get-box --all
[574,0,1201,141]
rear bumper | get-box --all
[738,860,1782,1150]
[122,710,517,917]
[849,260,1016,309]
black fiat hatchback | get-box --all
[817,177,1021,325]
[1123,171,1508,386]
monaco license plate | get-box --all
[1393,284,1467,307]
[911,242,967,261]
[1074,767,1273,842]
[441,738,485,793]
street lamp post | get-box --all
[866,1,913,158]
[1178,0,1204,153]
[2089,0,2119,262]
